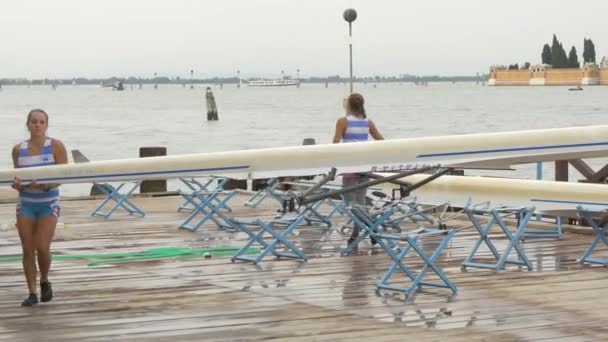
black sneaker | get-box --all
[21,293,38,307]
[370,236,378,246]
[41,281,53,302]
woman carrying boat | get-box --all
[333,93,384,247]
[11,109,68,306]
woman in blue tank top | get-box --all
[11,109,68,307]
[332,93,384,248]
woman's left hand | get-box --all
[11,177,22,191]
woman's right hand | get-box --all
[11,177,22,192]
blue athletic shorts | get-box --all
[16,201,61,220]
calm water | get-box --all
[0,83,606,195]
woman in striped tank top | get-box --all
[332,93,384,248]
[11,109,68,306]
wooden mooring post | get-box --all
[206,87,219,121]
[139,147,167,193]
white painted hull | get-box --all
[396,174,608,214]
[1,125,608,188]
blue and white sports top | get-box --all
[342,114,369,143]
[342,114,369,142]
[17,137,60,204]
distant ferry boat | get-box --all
[247,78,300,87]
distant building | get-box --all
[489,62,608,86]
[601,57,608,85]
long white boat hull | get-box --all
[395,174,608,214]
[1,125,608,186]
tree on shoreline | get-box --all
[568,46,580,68]
[542,34,594,69]
[583,38,596,63]
[550,35,569,68]
[541,44,552,64]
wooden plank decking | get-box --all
[0,193,607,341]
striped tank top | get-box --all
[17,137,60,204]
[342,114,369,143]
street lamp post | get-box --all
[343,8,357,94]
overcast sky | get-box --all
[1,0,607,79]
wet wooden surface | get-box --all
[0,193,606,341]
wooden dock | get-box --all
[0,194,607,341]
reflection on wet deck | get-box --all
[0,194,606,341]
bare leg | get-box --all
[35,215,56,282]
[17,217,38,295]
[343,177,359,240]
[357,184,376,245]
[16,204,40,306]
